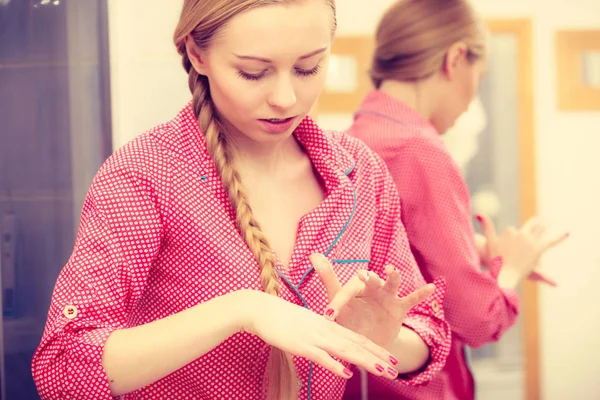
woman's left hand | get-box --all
[310,253,435,349]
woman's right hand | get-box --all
[477,214,569,288]
[237,289,399,380]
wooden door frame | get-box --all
[485,18,539,400]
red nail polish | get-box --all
[375,364,384,373]
[325,308,335,319]
[476,215,483,222]
[387,367,398,377]
[344,368,353,377]
[389,356,398,366]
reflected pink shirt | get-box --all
[343,90,520,400]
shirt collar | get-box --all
[161,101,356,187]
[356,89,434,129]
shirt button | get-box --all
[431,300,440,314]
[63,305,78,319]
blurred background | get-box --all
[0,0,599,399]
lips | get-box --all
[258,116,296,134]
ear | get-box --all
[185,35,209,76]
[442,42,468,80]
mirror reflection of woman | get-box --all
[344,1,568,399]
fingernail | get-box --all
[344,368,353,377]
[387,367,398,377]
[375,364,385,373]
[389,356,398,366]
[476,215,483,222]
[325,308,335,319]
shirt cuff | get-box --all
[54,300,119,400]
[64,326,117,399]
[488,256,503,278]
[396,277,451,386]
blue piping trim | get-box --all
[296,184,357,290]
[277,272,310,309]
[323,187,357,257]
[297,268,314,289]
[276,270,314,398]
[333,259,370,264]
[344,165,355,176]
[307,362,314,400]
[275,179,358,400]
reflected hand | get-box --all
[477,214,569,287]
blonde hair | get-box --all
[174,1,336,399]
[370,0,487,87]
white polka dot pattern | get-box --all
[31,101,450,399]
[343,90,520,400]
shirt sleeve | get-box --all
[387,135,520,348]
[31,165,165,399]
[367,148,452,386]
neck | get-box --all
[226,128,306,176]
[378,78,440,122]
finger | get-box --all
[530,221,547,239]
[300,345,356,379]
[476,214,497,243]
[382,265,402,295]
[310,253,343,302]
[324,277,365,320]
[528,270,557,287]
[399,283,436,310]
[503,225,518,236]
[327,326,399,379]
[356,269,385,295]
[521,216,543,235]
[541,232,570,253]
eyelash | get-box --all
[238,65,321,81]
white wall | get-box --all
[108,1,600,399]
[107,0,188,150]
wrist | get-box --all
[497,265,522,289]
[228,289,263,334]
[386,326,430,374]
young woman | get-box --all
[31,1,451,399]
[344,1,568,399]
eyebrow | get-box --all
[233,47,327,63]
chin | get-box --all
[246,125,297,143]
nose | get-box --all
[267,74,297,110]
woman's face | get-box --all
[189,1,334,145]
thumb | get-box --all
[310,253,342,302]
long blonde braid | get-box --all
[182,48,298,399]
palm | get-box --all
[311,254,434,348]
[336,295,403,346]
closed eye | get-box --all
[295,65,321,77]
[238,64,322,82]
